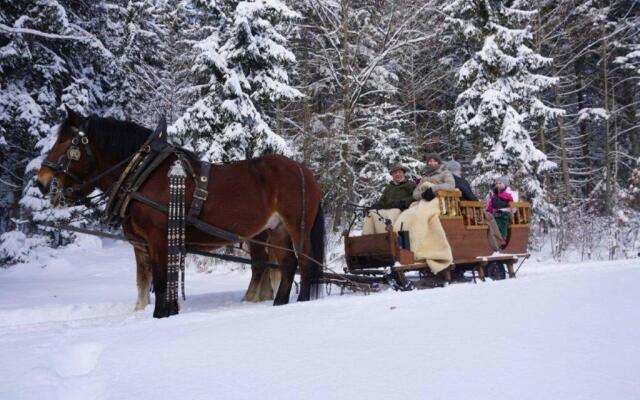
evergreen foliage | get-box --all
[1,0,639,262]
[444,0,562,215]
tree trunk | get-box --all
[333,0,353,231]
[603,35,613,215]
[555,84,571,199]
[575,60,591,197]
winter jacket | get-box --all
[453,174,478,201]
[412,164,455,200]
[377,180,417,210]
[487,189,514,214]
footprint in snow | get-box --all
[49,342,105,378]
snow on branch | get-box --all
[0,23,92,41]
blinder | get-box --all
[41,118,97,194]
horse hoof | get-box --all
[273,298,289,306]
[153,301,180,318]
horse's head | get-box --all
[37,106,98,207]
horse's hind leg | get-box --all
[268,227,297,306]
[295,236,315,302]
[133,247,152,311]
[280,219,317,302]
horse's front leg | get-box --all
[133,247,152,311]
[148,240,180,318]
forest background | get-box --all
[1,0,639,265]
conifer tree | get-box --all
[445,0,562,213]
[0,0,111,262]
[172,0,299,162]
[102,0,168,125]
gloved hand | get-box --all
[421,188,435,201]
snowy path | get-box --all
[1,240,639,400]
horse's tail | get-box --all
[309,203,325,299]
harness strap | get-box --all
[127,191,327,267]
[129,191,241,242]
[188,162,211,219]
[105,151,146,218]
[118,149,173,219]
[81,137,97,173]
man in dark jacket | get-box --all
[373,163,417,210]
[447,160,478,201]
[363,163,416,234]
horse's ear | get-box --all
[153,115,167,140]
[64,105,84,128]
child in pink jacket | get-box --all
[487,176,513,246]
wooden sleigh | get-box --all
[344,191,531,287]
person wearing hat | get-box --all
[447,160,478,201]
[362,163,416,235]
[487,176,514,246]
[412,153,455,201]
[372,163,417,210]
[393,152,455,277]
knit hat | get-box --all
[447,160,461,172]
[389,163,408,174]
[496,176,510,187]
[424,152,442,163]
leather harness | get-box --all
[45,117,213,233]
[106,133,212,226]
[42,119,326,278]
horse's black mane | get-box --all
[88,116,152,160]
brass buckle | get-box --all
[193,187,208,201]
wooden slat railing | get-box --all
[459,200,487,226]
[435,192,531,227]
[436,190,462,217]
[510,201,531,225]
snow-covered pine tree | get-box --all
[0,1,112,263]
[445,0,562,215]
[166,0,226,158]
[172,0,299,162]
[216,0,300,161]
[355,102,422,205]
[351,3,422,206]
[101,0,168,125]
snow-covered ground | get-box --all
[1,238,639,400]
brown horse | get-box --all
[36,108,325,318]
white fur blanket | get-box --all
[394,183,453,273]
[362,209,402,234]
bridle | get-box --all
[40,118,137,203]
[41,119,96,186]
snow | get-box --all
[1,238,639,399]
